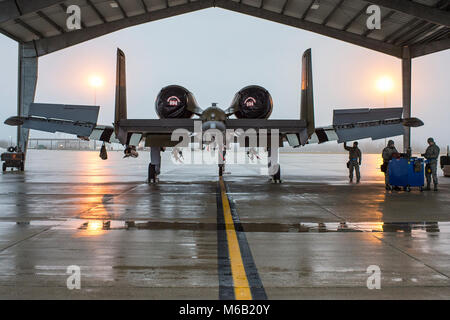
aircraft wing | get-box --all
[5,103,99,137]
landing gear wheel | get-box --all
[2,163,6,172]
[148,164,156,184]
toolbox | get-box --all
[388,157,424,192]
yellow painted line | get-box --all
[219,177,252,300]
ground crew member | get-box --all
[344,141,362,183]
[382,140,398,190]
[421,137,440,191]
[150,147,165,183]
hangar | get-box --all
[0,0,449,158]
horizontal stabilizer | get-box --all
[333,107,404,143]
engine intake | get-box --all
[155,85,198,119]
[230,85,273,119]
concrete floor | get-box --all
[0,150,449,299]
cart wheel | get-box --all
[20,162,24,171]
[2,163,6,172]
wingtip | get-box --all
[403,117,424,127]
[4,116,24,126]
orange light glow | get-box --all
[376,76,394,93]
[89,76,103,88]
[87,220,103,231]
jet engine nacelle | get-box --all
[155,85,199,119]
[230,85,273,119]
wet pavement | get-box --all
[0,150,449,299]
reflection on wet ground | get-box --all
[37,219,449,234]
[0,150,449,299]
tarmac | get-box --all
[0,150,449,299]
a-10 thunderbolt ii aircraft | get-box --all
[4,48,423,183]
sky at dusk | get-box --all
[0,8,449,149]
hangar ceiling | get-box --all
[0,0,449,58]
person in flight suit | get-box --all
[421,137,440,191]
[344,141,362,183]
[382,140,398,190]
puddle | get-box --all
[1,220,448,234]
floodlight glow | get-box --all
[376,76,394,93]
[89,76,103,88]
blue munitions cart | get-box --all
[388,157,425,192]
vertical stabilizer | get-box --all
[115,48,127,144]
[300,49,315,138]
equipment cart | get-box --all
[389,157,424,192]
[1,148,25,172]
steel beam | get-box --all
[28,0,214,57]
[418,29,449,44]
[116,0,129,18]
[280,0,290,14]
[401,25,444,46]
[0,0,66,25]
[301,0,315,20]
[384,17,419,43]
[410,37,450,58]
[216,1,402,57]
[87,0,107,23]
[37,10,65,34]
[368,0,450,27]
[402,48,411,153]
[140,0,149,12]
[17,42,39,159]
[15,18,44,39]
[343,3,369,31]
[322,0,345,25]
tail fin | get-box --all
[300,49,315,138]
[115,48,127,144]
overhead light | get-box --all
[311,0,320,10]
[110,1,118,8]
